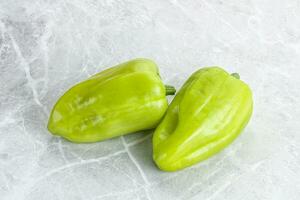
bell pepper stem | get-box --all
[231,73,240,79]
[165,85,176,95]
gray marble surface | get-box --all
[1,0,300,199]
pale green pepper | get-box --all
[48,58,175,143]
[153,67,253,171]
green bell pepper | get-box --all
[153,67,253,171]
[48,58,176,143]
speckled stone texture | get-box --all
[0,0,300,199]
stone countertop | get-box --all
[1,0,300,199]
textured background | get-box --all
[1,0,300,199]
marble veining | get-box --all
[1,0,300,199]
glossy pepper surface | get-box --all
[48,58,176,143]
[153,67,253,171]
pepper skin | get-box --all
[153,67,253,171]
[47,58,176,143]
